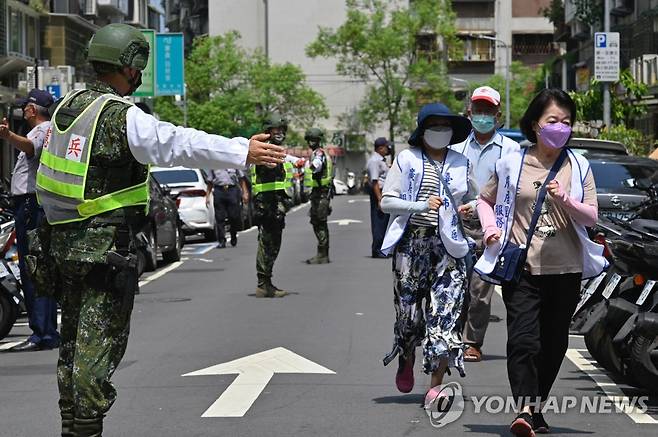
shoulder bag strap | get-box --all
[523,148,568,248]
[424,150,469,241]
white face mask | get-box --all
[423,127,453,150]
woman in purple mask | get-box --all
[474,89,607,437]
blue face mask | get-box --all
[471,114,496,134]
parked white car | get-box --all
[150,167,216,240]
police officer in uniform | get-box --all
[30,24,285,437]
[251,113,302,297]
[208,168,249,248]
[303,128,333,264]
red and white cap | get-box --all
[471,86,501,106]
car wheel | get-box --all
[163,225,183,263]
[0,291,18,341]
[144,227,158,272]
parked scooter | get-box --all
[0,201,25,341]
[572,180,658,392]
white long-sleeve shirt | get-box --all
[126,106,249,170]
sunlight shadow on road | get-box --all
[372,394,424,405]
[463,423,594,435]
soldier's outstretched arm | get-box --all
[125,107,285,169]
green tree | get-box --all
[155,32,328,141]
[306,0,461,145]
[568,69,648,126]
[471,61,543,129]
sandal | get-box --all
[463,345,482,362]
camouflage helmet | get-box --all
[87,24,150,70]
[262,112,288,132]
[304,128,324,142]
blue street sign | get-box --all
[156,33,185,96]
[595,33,607,48]
[46,84,61,99]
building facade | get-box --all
[449,0,554,82]
[554,0,658,138]
[1,0,163,181]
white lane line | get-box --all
[14,314,61,328]
[291,203,310,213]
[566,349,658,424]
[238,226,256,235]
[348,199,369,204]
[0,340,25,351]
[139,261,184,288]
[182,243,216,255]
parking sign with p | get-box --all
[596,33,607,48]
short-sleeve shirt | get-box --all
[366,152,388,188]
[11,120,50,196]
[481,149,598,275]
[208,169,245,187]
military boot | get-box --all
[74,417,103,437]
[305,246,330,264]
[256,281,288,298]
[61,413,74,437]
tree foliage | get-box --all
[155,32,329,140]
[306,0,461,144]
[568,69,648,126]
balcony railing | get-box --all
[455,17,495,33]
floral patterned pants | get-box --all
[385,226,467,376]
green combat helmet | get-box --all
[263,112,288,145]
[304,128,324,142]
[87,23,150,70]
[262,112,288,132]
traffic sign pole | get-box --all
[603,0,611,128]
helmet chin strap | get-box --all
[122,68,142,96]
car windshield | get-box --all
[570,147,627,156]
[590,162,658,194]
[151,170,199,185]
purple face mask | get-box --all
[537,122,572,149]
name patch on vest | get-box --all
[66,134,87,162]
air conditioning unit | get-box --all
[611,0,633,17]
[83,0,98,16]
[57,66,76,87]
[571,20,590,40]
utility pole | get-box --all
[473,35,510,128]
[263,0,269,60]
[603,0,611,128]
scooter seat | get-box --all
[630,219,658,236]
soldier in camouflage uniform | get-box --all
[29,24,286,437]
[303,128,333,264]
[252,113,302,298]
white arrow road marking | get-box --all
[328,219,363,226]
[291,203,311,213]
[348,199,370,204]
[182,347,335,417]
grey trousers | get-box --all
[462,219,496,348]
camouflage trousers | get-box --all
[309,189,332,250]
[384,225,467,376]
[256,221,284,285]
[56,261,135,420]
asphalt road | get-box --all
[1,195,657,436]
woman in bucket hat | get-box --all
[380,102,478,402]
